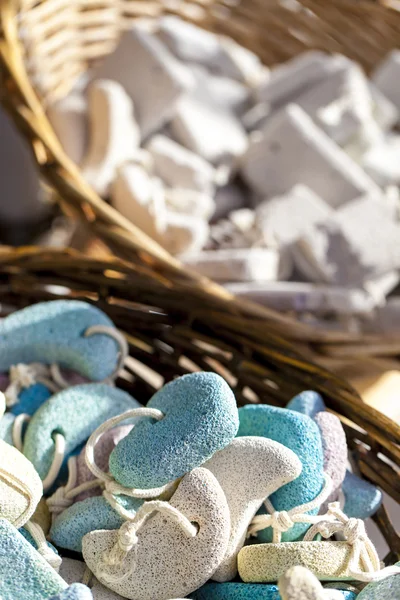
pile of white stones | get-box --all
[47,16,400,335]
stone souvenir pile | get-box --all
[47,17,400,336]
[0,298,399,599]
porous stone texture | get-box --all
[203,436,302,581]
[82,468,230,600]
[314,412,347,507]
[342,470,382,519]
[49,583,94,599]
[109,372,239,488]
[357,561,400,599]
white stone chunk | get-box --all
[362,135,400,187]
[369,84,399,130]
[215,36,267,86]
[156,15,221,65]
[163,212,209,255]
[212,183,248,221]
[363,270,400,306]
[146,135,215,193]
[294,63,374,145]
[82,80,140,196]
[295,195,400,285]
[190,65,250,114]
[92,27,194,138]
[164,188,215,220]
[223,281,375,315]
[256,52,346,106]
[182,248,280,282]
[255,185,333,247]
[111,163,166,243]
[47,93,88,164]
[372,50,400,110]
[171,96,248,164]
[241,104,380,207]
[242,103,271,132]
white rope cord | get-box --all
[24,520,62,571]
[5,363,61,407]
[46,456,103,521]
[248,473,333,542]
[99,500,198,583]
[84,325,129,383]
[85,407,177,501]
[42,433,66,492]
[12,413,30,451]
[303,502,400,583]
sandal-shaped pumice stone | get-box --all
[49,583,93,599]
[47,94,88,165]
[0,518,67,600]
[23,384,140,481]
[0,300,120,381]
[109,372,238,488]
[111,163,166,243]
[82,467,231,600]
[238,541,365,583]
[356,561,400,599]
[203,436,302,582]
[238,405,324,541]
[50,495,143,553]
[82,80,140,196]
[146,135,216,194]
[0,439,42,528]
[92,27,194,138]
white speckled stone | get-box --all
[203,436,302,582]
[0,439,42,528]
[82,80,140,196]
[279,566,329,600]
[59,558,125,599]
[82,468,230,600]
[241,104,379,207]
[92,27,194,138]
[238,541,364,583]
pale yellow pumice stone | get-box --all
[0,439,42,528]
[82,80,140,196]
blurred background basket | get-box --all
[1,0,400,376]
[0,244,399,563]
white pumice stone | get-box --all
[241,104,380,207]
[294,63,374,145]
[215,36,267,86]
[164,188,215,220]
[212,183,248,221]
[82,468,231,600]
[279,566,329,600]
[372,49,400,110]
[190,65,251,115]
[146,135,216,194]
[203,436,302,582]
[223,281,376,315]
[47,93,88,164]
[296,195,400,285]
[81,80,140,196]
[163,211,209,255]
[171,96,248,164]
[181,248,280,282]
[111,163,166,242]
[59,557,86,584]
[362,135,400,187]
[92,27,195,138]
[256,51,346,106]
[242,103,271,132]
[255,185,333,247]
[369,84,399,130]
[156,15,222,66]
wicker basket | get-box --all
[1,0,400,367]
[0,245,399,564]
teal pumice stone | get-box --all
[109,372,239,488]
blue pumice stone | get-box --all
[0,300,119,381]
[286,390,326,418]
[109,372,239,488]
[49,583,93,599]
